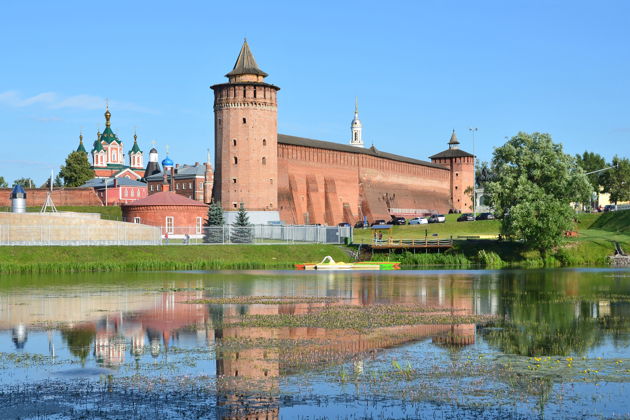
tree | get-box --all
[13,178,35,188]
[230,205,252,243]
[0,176,7,188]
[41,174,64,189]
[203,200,225,243]
[601,155,630,204]
[59,151,94,187]
[485,132,591,256]
[575,151,606,192]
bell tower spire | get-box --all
[350,97,363,148]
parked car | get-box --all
[371,219,387,226]
[338,222,351,227]
[354,221,367,228]
[390,216,407,225]
[409,217,429,225]
[457,213,475,222]
[428,214,446,223]
[475,212,495,221]
[604,204,618,212]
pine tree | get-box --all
[230,205,252,243]
[203,200,225,243]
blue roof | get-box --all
[11,185,26,198]
[161,156,174,167]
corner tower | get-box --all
[211,40,280,222]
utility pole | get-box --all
[468,127,478,219]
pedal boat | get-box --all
[295,256,400,271]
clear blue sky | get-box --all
[1,0,628,185]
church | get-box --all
[211,41,475,225]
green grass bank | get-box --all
[0,244,350,274]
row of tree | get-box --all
[202,201,253,243]
[0,151,95,189]
[481,132,629,255]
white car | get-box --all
[409,217,428,225]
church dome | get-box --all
[161,156,174,167]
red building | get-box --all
[121,191,208,237]
[80,177,148,205]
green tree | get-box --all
[0,176,7,188]
[575,151,606,191]
[59,151,94,187]
[485,132,591,255]
[13,177,35,188]
[601,155,630,204]
[230,205,252,243]
[203,200,225,243]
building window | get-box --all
[150,185,154,192]
[131,189,135,197]
[233,156,238,165]
[243,86,246,98]
[199,182,203,189]
[124,189,128,197]
[189,182,192,189]
[232,139,237,146]
[262,157,266,165]
[263,139,266,146]
[270,178,273,184]
[166,216,174,234]
[134,217,141,224]
[242,117,246,124]
[232,202,238,208]
[232,178,237,184]
[218,119,222,126]
[253,86,257,98]
[176,183,179,190]
[196,217,202,234]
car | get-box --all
[475,212,495,221]
[338,222,351,227]
[354,221,367,228]
[390,216,406,225]
[428,214,446,223]
[371,219,387,227]
[604,204,618,212]
[457,213,475,222]
[409,217,428,225]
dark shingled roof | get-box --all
[277,134,449,170]
[428,149,475,159]
[226,40,268,78]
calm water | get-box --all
[0,268,629,419]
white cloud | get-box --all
[0,90,158,114]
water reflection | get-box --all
[0,269,628,418]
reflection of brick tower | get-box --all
[211,40,280,223]
[429,131,474,212]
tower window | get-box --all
[233,87,236,97]
[232,202,238,208]
[233,156,238,165]
[253,86,257,98]
[243,86,246,98]
[232,139,237,146]
[242,117,246,124]
[232,178,237,184]
[262,157,266,165]
[263,139,266,146]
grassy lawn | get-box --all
[0,244,351,274]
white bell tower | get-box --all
[350,97,364,148]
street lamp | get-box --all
[469,127,478,218]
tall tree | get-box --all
[13,178,35,188]
[485,132,591,256]
[0,176,7,188]
[59,151,94,187]
[203,200,225,243]
[575,151,607,192]
[230,205,252,243]
[601,155,630,204]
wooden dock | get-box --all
[358,238,453,250]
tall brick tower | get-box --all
[211,40,281,223]
[429,130,475,212]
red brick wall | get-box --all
[121,205,208,235]
[0,188,103,208]
[431,156,474,212]
[277,144,452,225]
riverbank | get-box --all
[0,244,350,274]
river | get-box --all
[0,268,628,419]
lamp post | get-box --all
[468,127,478,219]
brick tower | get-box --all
[429,130,475,212]
[211,40,281,223]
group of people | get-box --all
[163,233,191,245]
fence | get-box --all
[159,224,352,245]
[0,224,161,246]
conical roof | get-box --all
[129,134,142,154]
[225,40,268,78]
[448,130,460,145]
[76,134,87,153]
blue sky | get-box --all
[1,0,628,185]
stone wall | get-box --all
[0,188,102,208]
[277,144,452,225]
[0,212,160,245]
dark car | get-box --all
[371,219,387,227]
[475,212,495,221]
[428,214,446,223]
[338,222,351,227]
[390,216,406,225]
[354,221,367,228]
[457,213,475,222]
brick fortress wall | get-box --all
[0,188,103,208]
[277,144,451,225]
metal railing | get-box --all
[0,224,161,246]
[159,225,352,245]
